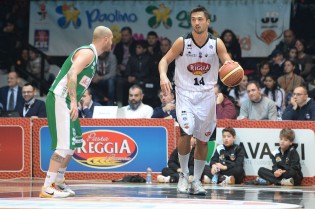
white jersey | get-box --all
[174,32,220,92]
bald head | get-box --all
[93,26,112,41]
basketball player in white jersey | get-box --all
[159,6,235,195]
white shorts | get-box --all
[175,88,216,142]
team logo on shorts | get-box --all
[205,131,211,136]
[187,62,211,75]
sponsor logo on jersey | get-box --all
[186,51,197,57]
[79,75,91,88]
[187,62,211,75]
[73,130,138,169]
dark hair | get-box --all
[222,127,236,137]
[220,29,239,45]
[23,82,35,89]
[121,26,132,34]
[136,40,148,49]
[279,128,295,142]
[161,37,171,45]
[263,74,281,103]
[190,6,210,20]
[147,31,158,38]
[130,84,143,94]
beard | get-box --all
[128,100,141,110]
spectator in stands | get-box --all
[0,71,23,111]
[113,26,136,77]
[90,51,117,105]
[286,47,302,75]
[1,18,17,70]
[147,31,161,57]
[26,48,54,87]
[157,137,195,183]
[220,29,242,64]
[238,81,277,120]
[282,85,315,121]
[12,48,29,80]
[78,88,101,118]
[209,127,245,184]
[151,89,176,120]
[121,84,153,118]
[261,74,286,112]
[251,60,272,87]
[270,49,286,79]
[228,74,248,112]
[295,39,314,82]
[119,40,154,106]
[273,29,296,56]
[256,128,303,186]
[159,37,175,83]
[17,83,46,118]
[214,84,236,119]
[277,59,304,97]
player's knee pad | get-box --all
[55,149,74,158]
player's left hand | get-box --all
[70,101,78,121]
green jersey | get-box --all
[49,44,98,102]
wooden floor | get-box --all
[0,178,314,209]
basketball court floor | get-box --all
[0,178,314,209]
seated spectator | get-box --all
[251,60,272,87]
[256,128,303,186]
[228,74,248,111]
[214,84,236,119]
[220,29,242,64]
[286,47,302,75]
[277,59,304,97]
[26,48,54,87]
[295,39,314,82]
[151,90,176,120]
[269,49,286,79]
[0,71,23,111]
[282,85,315,121]
[157,137,210,183]
[121,84,153,118]
[90,51,117,105]
[272,29,296,56]
[78,88,101,118]
[261,74,286,112]
[17,83,46,118]
[208,127,245,184]
[238,81,277,120]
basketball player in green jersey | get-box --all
[40,26,113,198]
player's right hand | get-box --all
[70,101,78,121]
[160,75,172,95]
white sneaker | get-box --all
[157,175,170,183]
[219,175,235,185]
[281,178,294,186]
[39,183,71,198]
[55,179,75,196]
[190,180,207,195]
[177,173,189,194]
[203,175,211,184]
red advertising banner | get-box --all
[0,118,31,178]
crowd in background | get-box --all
[0,0,315,121]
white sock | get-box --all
[43,171,57,187]
[193,159,206,182]
[165,176,171,183]
[178,152,190,175]
[55,167,67,183]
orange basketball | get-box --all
[219,62,244,87]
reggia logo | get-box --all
[73,130,138,169]
[187,62,211,75]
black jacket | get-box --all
[210,144,245,170]
[168,147,195,175]
[282,98,315,121]
[271,145,303,178]
[17,99,46,118]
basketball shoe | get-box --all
[55,179,75,196]
[190,180,207,195]
[177,172,189,194]
[39,183,71,198]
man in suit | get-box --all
[78,88,101,118]
[0,71,24,112]
[17,83,46,118]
